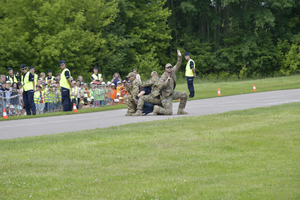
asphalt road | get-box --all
[1,89,300,140]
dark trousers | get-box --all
[143,102,154,115]
[186,76,194,98]
[23,90,36,115]
[61,87,72,112]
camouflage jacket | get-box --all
[125,78,141,99]
[158,55,182,97]
[141,76,160,97]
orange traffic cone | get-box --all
[3,109,8,119]
[253,84,256,92]
[73,103,78,113]
[217,88,221,96]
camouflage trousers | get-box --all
[137,95,161,110]
[155,91,188,115]
[124,95,137,113]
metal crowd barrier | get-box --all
[1,86,127,117]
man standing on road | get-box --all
[21,64,36,115]
[59,60,72,111]
[184,52,196,98]
[124,72,141,116]
[132,71,161,116]
[153,49,188,115]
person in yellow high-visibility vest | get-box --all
[184,52,196,98]
[6,67,20,86]
[45,70,55,83]
[29,66,38,90]
[91,66,103,83]
[20,64,36,115]
[59,60,72,111]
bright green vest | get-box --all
[34,74,38,85]
[22,72,34,91]
[92,73,102,81]
[60,68,70,90]
[185,59,195,77]
[34,91,40,104]
[56,88,61,101]
[6,74,18,84]
[44,88,51,103]
[49,91,56,103]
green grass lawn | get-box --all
[176,74,300,99]
[1,103,299,199]
[1,75,300,121]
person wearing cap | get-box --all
[45,70,55,83]
[59,60,72,111]
[154,49,188,115]
[29,66,39,89]
[124,72,141,116]
[184,52,196,98]
[6,67,19,85]
[20,64,36,115]
[132,71,161,116]
[91,66,103,83]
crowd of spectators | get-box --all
[0,67,142,117]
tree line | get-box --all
[0,0,299,81]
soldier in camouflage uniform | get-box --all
[132,71,162,116]
[153,49,188,115]
[124,72,141,116]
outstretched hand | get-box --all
[177,49,181,57]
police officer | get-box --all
[124,72,141,116]
[91,66,103,83]
[45,70,55,83]
[132,71,161,116]
[21,64,36,115]
[6,67,19,85]
[154,49,188,115]
[184,52,196,98]
[29,66,39,89]
[59,60,72,111]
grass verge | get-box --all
[0,103,299,199]
[1,75,300,121]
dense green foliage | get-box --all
[0,0,299,80]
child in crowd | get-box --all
[110,83,117,106]
[99,84,106,106]
[93,83,100,107]
[106,82,111,105]
[34,84,45,114]
[76,80,81,108]
[55,82,62,110]
[70,81,78,106]
[120,82,126,104]
[10,83,21,115]
[89,82,94,103]
[83,98,94,109]
[79,96,85,109]
[116,81,122,104]
[84,83,89,101]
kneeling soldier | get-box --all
[132,71,161,116]
[124,72,141,116]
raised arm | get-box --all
[173,49,182,74]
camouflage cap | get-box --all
[126,72,136,78]
[151,71,158,76]
[165,63,172,68]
